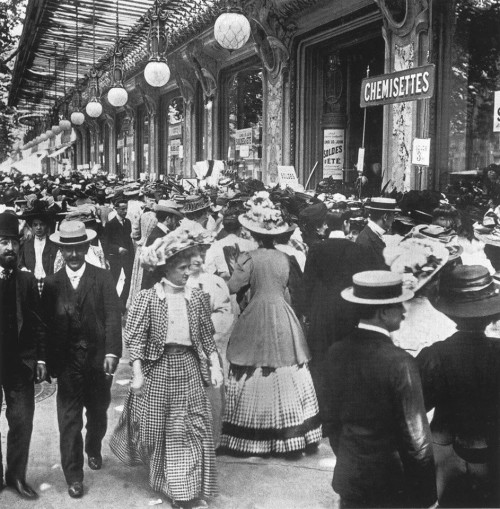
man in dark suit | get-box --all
[42,220,122,498]
[323,270,436,508]
[356,197,399,269]
[141,200,183,290]
[417,265,500,508]
[302,211,376,421]
[19,203,59,294]
[0,212,47,500]
[102,198,134,307]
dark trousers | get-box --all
[56,350,112,484]
[108,257,132,308]
[0,374,34,482]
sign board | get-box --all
[323,129,344,179]
[170,138,181,156]
[357,148,365,174]
[235,128,252,148]
[412,138,431,166]
[117,139,124,149]
[360,64,435,107]
[278,166,300,190]
[239,145,250,158]
[169,124,182,138]
[494,91,500,132]
[99,143,104,152]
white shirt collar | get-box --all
[34,235,46,243]
[358,322,391,339]
[367,219,386,238]
[65,262,87,280]
[154,278,192,301]
[328,230,345,239]
[157,222,169,234]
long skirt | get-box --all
[110,349,217,502]
[220,363,322,454]
[126,245,145,309]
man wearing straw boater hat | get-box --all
[417,265,500,508]
[0,212,47,500]
[42,221,122,499]
[323,270,437,508]
[356,197,400,269]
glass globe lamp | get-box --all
[71,111,85,126]
[86,100,103,118]
[108,86,128,107]
[46,129,55,139]
[40,133,49,142]
[52,125,62,135]
[144,61,170,88]
[214,11,251,50]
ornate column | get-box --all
[102,112,116,175]
[374,0,431,192]
[138,87,160,178]
[247,1,294,185]
[172,53,196,176]
[123,105,137,178]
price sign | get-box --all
[494,91,500,133]
[278,166,300,190]
[412,138,431,166]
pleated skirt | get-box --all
[220,363,322,454]
[110,349,217,502]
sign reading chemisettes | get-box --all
[360,64,435,107]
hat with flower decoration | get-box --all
[140,219,214,270]
[238,191,291,235]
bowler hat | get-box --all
[433,265,500,318]
[50,220,97,246]
[341,270,414,305]
[0,212,19,238]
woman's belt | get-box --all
[163,344,192,354]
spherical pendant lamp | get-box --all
[144,1,170,88]
[59,118,72,131]
[108,86,128,107]
[52,125,62,135]
[144,61,170,88]
[71,111,85,126]
[86,100,103,118]
[214,9,251,51]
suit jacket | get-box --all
[42,264,122,376]
[145,225,168,247]
[324,327,436,507]
[302,237,376,358]
[417,331,500,456]
[356,224,389,269]
[1,270,47,377]
[19,237,58,277]
[103,216,134,270]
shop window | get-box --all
[167,96,184,175]
[223,65,263,180]
[444,1,500,174]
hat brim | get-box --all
[365,205,401,212]
[49,229,97,246]
[340,286,414,305]
[238,214,291,236]
[154,206,184,218]
[432,293,500,318]
[181,204,211,214]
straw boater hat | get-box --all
[180,195,212,215]
[365,197,401,212]
[50,220,97,246]
[140,219,213,270]
[154,199,184,218]
[432,265,500,318]
[341,270,414,305]
[238,191,291,236]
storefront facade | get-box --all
[11,0,500,193]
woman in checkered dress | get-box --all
[219,193,322,455]
[110,222,223,509]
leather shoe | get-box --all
[88,455,102,470]
[6,478,38,499]
[68,481,84,498]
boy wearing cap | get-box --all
[0,212,47,500]
[42,221,122,498]
[417,265,500,508]
[323,271,436,508]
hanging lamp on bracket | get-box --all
[59,40,72,131]
[86,0,103,118]
[214,0,251,51]
[108,0,128,107]
[71,0,85,126]
[50,50,62,135]
[144,0,170,87]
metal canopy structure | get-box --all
[9,0,221,115]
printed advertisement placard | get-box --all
[323,129,344,180]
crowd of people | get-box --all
[0,168,500,508]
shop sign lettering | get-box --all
[170,138,181,156]
[323,129,344,180]
[360,64,435,107]
[278,166,300,190]
[169,124,182,138]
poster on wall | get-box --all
[170,138,181,156]
[323,129,344,180]
[169,124,182,138]
[235,128,253,148]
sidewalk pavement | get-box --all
[0,359,338,509]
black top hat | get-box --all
[0,212,19,237]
